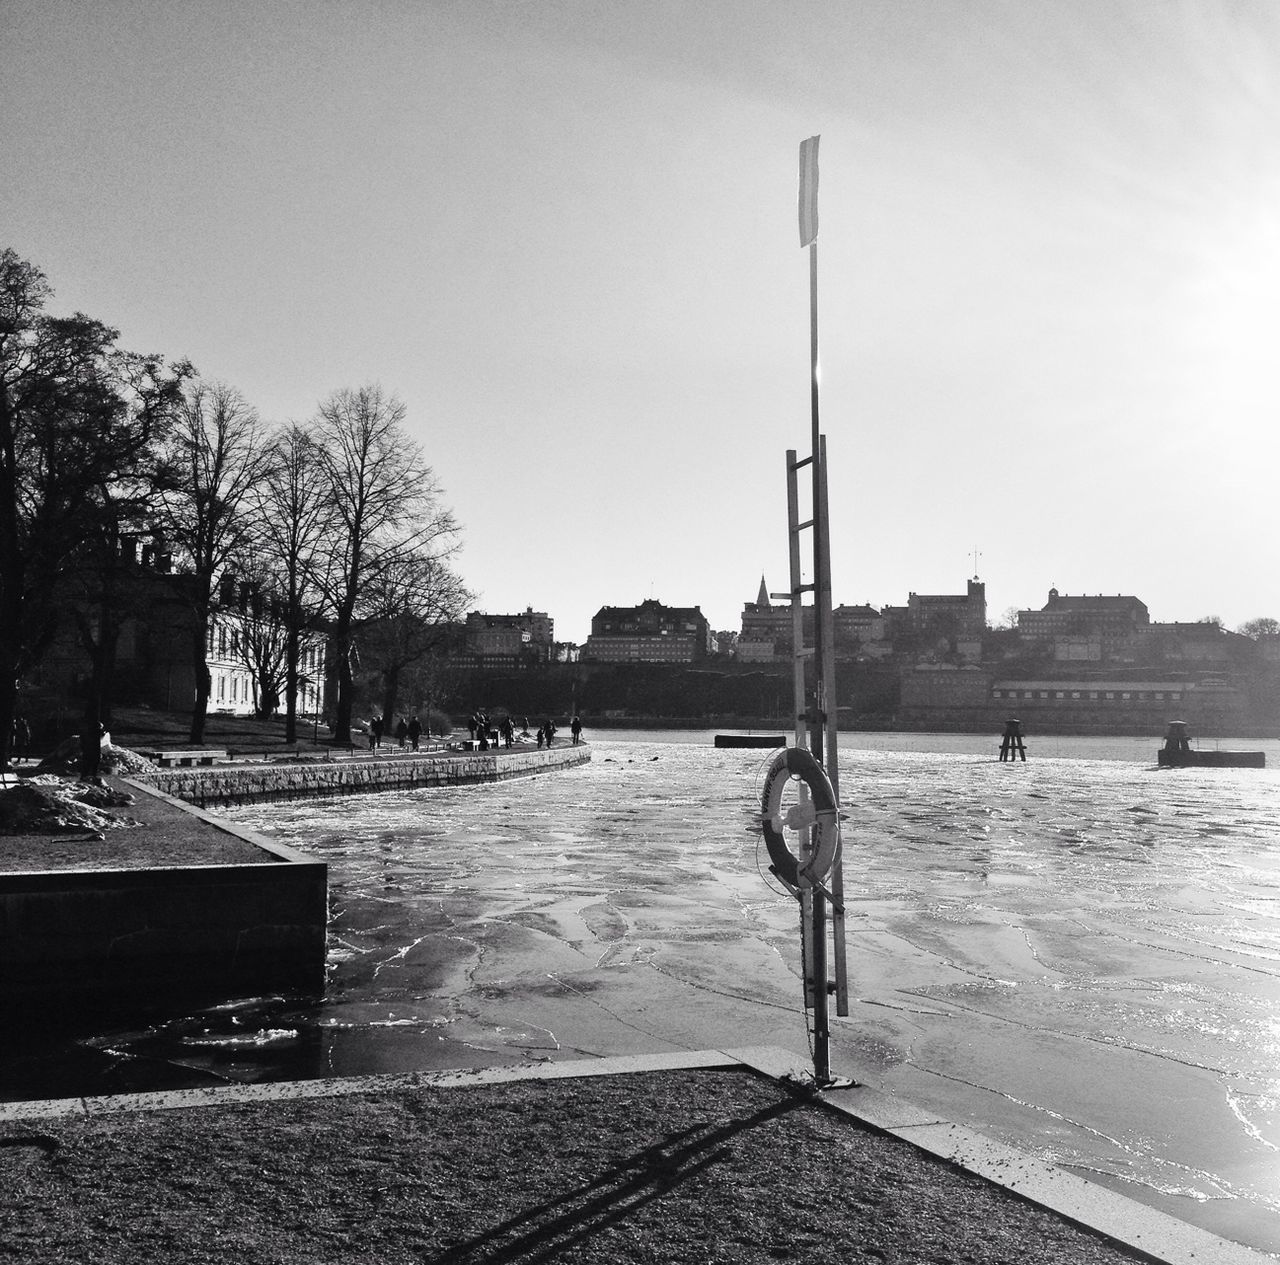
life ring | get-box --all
[759,746,839,889]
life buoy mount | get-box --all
[759,746,839,889]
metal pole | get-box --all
[808,241,824,768]
[820,435,848,1016]
[806,240,831,1084]
[785,452,806,752]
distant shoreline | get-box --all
[583,716,1280,739]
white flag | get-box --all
[798,135,819,248]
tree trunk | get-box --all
[381,664,401,732]
[0,665,15,771]
[0,383,19,771]
[333,622,354,745]
[189,614,210,744]
[283,622,299,744]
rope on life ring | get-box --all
[759,746,839,890]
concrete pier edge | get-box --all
[0,1044,1267,1265]
[0,778,328,1006]
[139,741,592,807]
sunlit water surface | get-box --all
[12,730,1280,1254]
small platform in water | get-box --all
[714,734,787,749]
[1158,749,1265,768]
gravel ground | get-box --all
[0,1068,1155,1265]
[0,776,270,872]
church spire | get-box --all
[756,575,770,609]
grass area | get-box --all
[103,707,345,754]
[99,707,466,758]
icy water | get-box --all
[8,730,1280,1254]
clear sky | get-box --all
[4,0,1277,644]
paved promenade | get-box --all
[6,1047,1273,1265]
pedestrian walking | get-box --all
[12,715,30,762]
[408,715,422,751]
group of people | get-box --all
[534,715,584,747]
[367,714,424,751]
[362,709,586,753]
[466,712,493,744]
[461,711,585,750]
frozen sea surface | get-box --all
[11,730,1280,1254]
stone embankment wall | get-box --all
[144,745,592,808]
[0,789,327,1012]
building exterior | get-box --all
[736,577,888,662]
[1135,621,1242,664]
[736,577,792,662]
[889,579,987,640]
[987,676,1245,734]
[582,599,712,664]
[33,555,327,721]
[464,607,555,667]
[898,668,1250,734]
[1017,590,1149,660]
[201,606,326,718]
[833,604,887,654]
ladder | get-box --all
[777,433,849,1084]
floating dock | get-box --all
[1157,749,1265,768]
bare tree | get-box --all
[221,551,289,718]
[250,423,334,741]
[312,384,460,745]
[154,380,270,743]
[1238,617,1280,639]
[358,549,472,727]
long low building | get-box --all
[899,667,1250,734]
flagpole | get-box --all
[809,238,823,767]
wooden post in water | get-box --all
[999,718,1026,762]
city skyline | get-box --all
[488,568,1254,647]
[5,1,1277,645]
